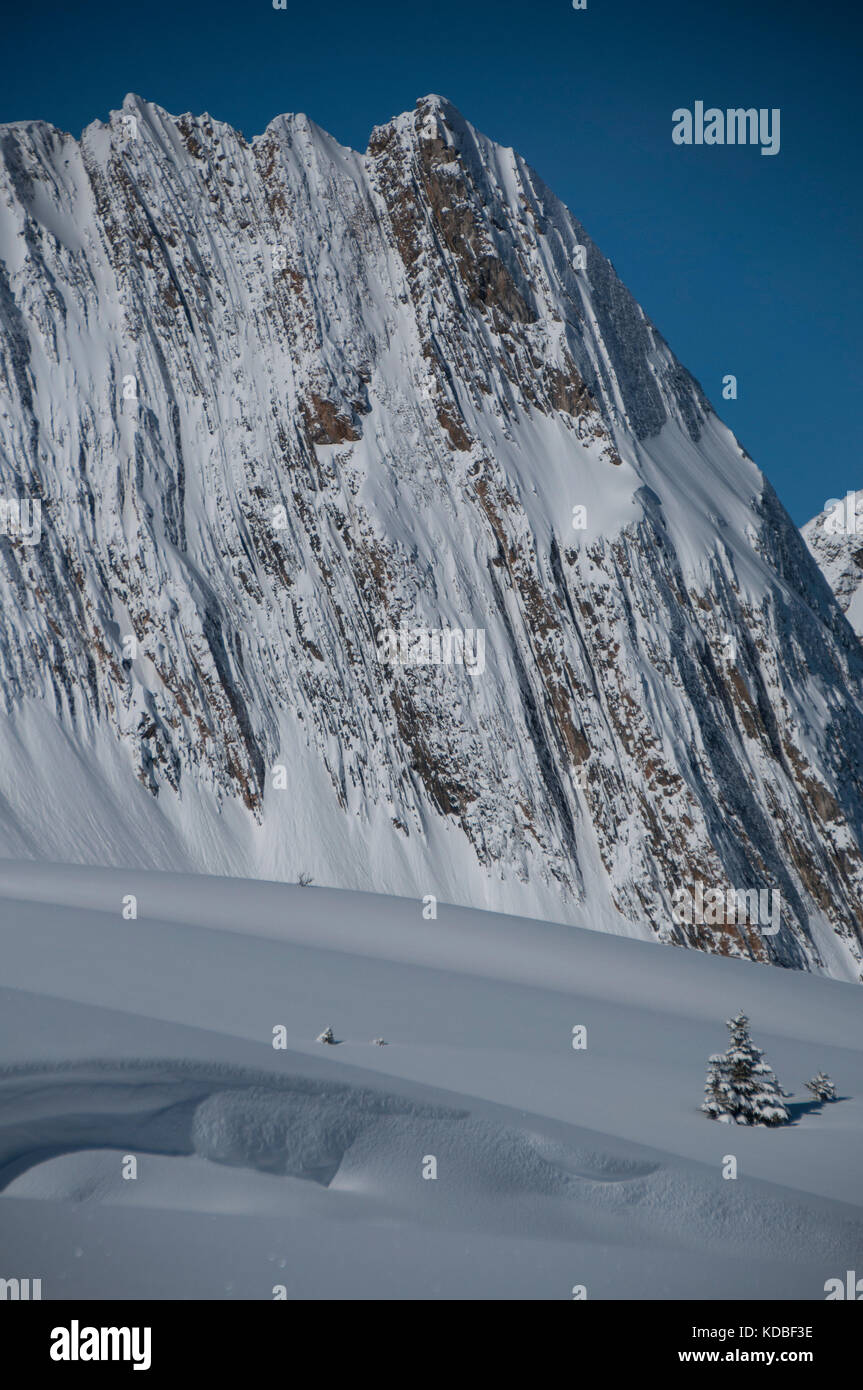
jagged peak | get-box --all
[366,93,475,154]
[413,93,468,127]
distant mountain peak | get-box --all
[802,490,863,636]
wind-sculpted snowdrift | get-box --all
[2,866,862,1297]
[2,1059,861,1267]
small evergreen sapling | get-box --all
[702,1011,790,1126]
[316,1026,335,1044]
[805,1072,837,1102]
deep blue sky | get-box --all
[3,0,860,524]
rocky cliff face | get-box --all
[2,92,863,978]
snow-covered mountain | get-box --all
[802,491,863,637]
[2,92,863,978]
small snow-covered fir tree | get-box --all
[316,1025,335,1044]
[805,1072,837,1102]
[702,1011,790,1126]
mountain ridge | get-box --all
[1,92,863,978]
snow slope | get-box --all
[2,95,863,976]
[1,862,861,1299]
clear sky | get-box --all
[3,0,860,524]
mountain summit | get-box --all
[1,94,862,977]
